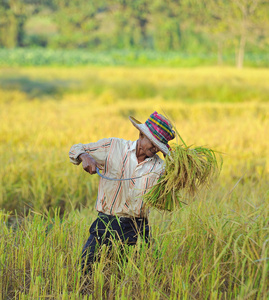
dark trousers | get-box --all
[81,213,149,273]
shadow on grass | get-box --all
[0,76,82,99]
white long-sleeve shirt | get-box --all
[69,138,163,218]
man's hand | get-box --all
[78,153,103,174]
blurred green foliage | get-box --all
[0,0,268,68]
[0,48,269,68]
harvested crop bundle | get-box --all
[143,132,222,211]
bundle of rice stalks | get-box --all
[143,133,222,211]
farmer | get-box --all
[69,111,175,273]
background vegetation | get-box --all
[0,0,269,68]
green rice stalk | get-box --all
[143,131,222,211]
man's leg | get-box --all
[81,215,113,274]
[81,233,99,274]
[81,216,150,273]
[117,218,150,245]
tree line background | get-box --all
[0,0,269,68]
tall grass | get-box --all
[0,66,268,298]
[1,191,268,299]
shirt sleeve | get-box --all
[69,138,113,165]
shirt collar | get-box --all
[128,140,137,152]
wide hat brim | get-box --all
[129,116,169,155]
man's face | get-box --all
[140,134,160,157]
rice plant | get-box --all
[143,131,222,211]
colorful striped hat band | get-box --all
[145,112,175,148]
[129,112,175,155]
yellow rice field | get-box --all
[0,67,268,299]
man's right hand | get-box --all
[78,153,103,174]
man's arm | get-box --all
[69,138,113,172]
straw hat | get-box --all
[129,111,175,155]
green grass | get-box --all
[0,48,269,68]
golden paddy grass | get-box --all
[0,66,268,299]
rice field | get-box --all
[0,66,269,299]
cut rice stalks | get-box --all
[143,133,222,211]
